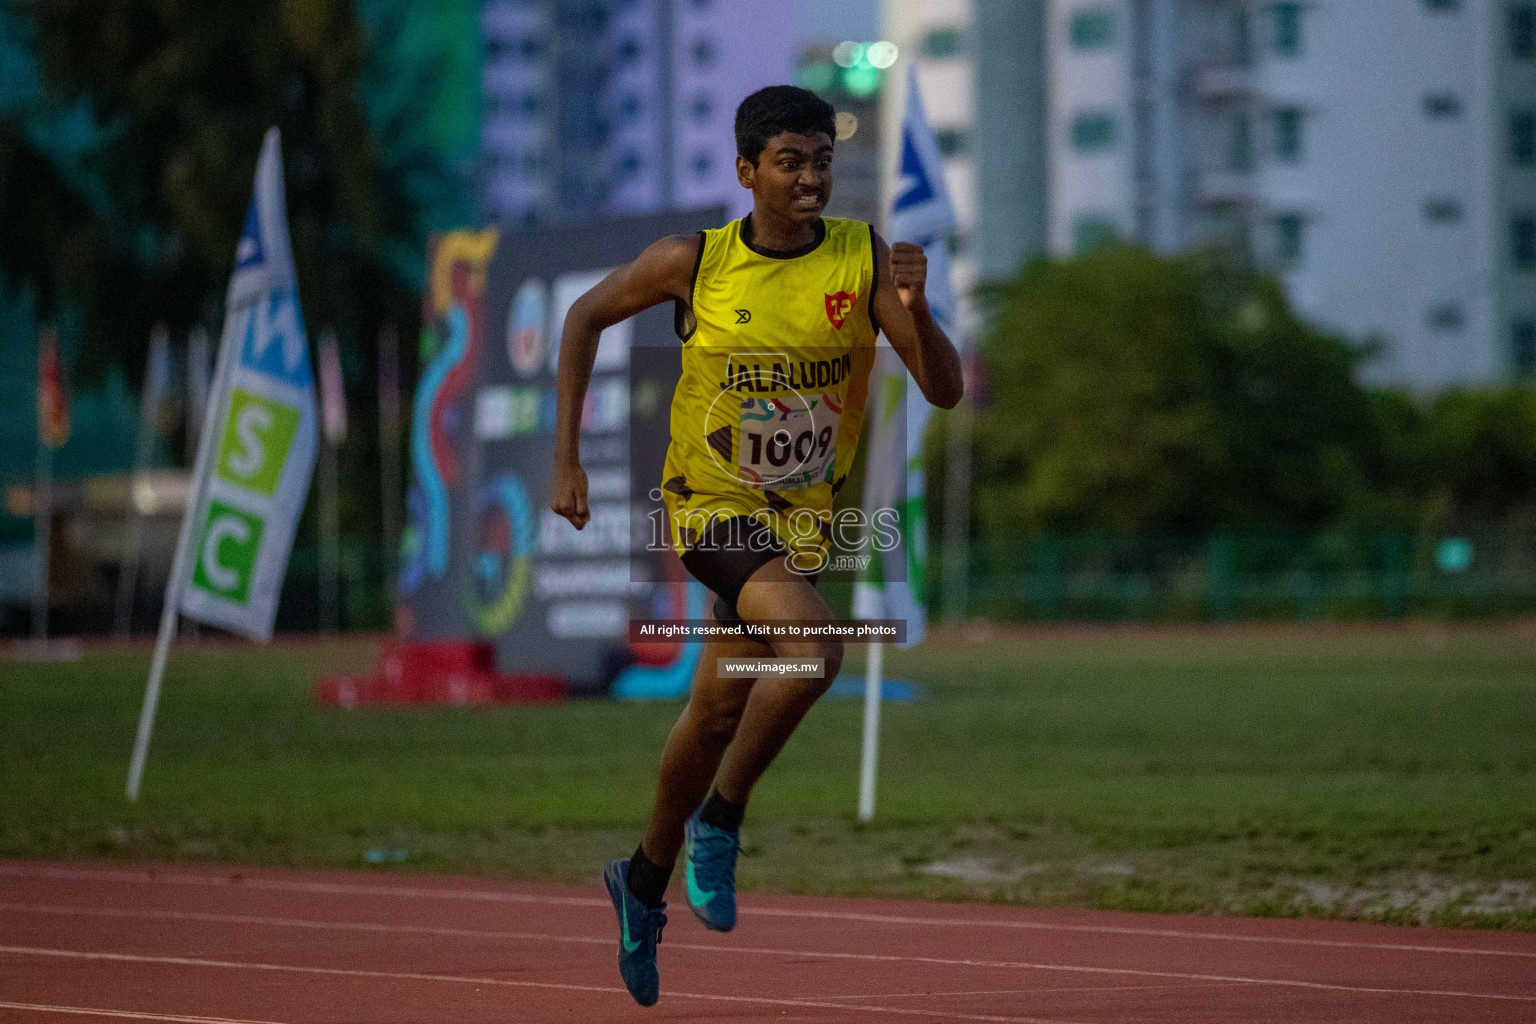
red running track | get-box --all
[0,860,1532,1023]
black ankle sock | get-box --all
[698,788,745,832]
[625,846,672,909]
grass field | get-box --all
[4,622,1535,929]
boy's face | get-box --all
[736,131,834,225]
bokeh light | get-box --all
[866,41,899,69]
[843,65,880,97]
[832,40,864,68]
[834,111,859,141]
[796,61,836,92]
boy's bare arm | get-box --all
[870,232,964,411]
[550,233,700,529]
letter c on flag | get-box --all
[202,514,251,594]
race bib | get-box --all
[737,392,842,491]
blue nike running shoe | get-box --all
[603,858,667,1006]
[684,811,740,932]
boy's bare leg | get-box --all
[712,557,843,805]
[638,629,765,868]
[636,557,842,864]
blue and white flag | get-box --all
[177,128,317,641]
[854,67,959,647]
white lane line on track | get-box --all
[1,924,1533,1006]
[5,899,1533,1003]
[0,1001,288,1024]
[820,983,1251,1002]
[0,945,1081,1024]
[3,863,1530,961]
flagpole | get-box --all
[115,324,169,636]
[127,301,244,801]
[855,64,953,822]
[377,324,402,608]
[858,640,885,822]
[942,355,974,623]
[317,328,343,633]
[183,327,211,642]
[187,326,211,463]
[319,430,339,632]
[32,333,53,645]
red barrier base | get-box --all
[315,640,565,707]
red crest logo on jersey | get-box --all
[824,291,857,330]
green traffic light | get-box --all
[843,65,880,98]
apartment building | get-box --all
[479,0,797,224]
[1047,0,1536,386]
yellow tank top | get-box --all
[660,215,878,554]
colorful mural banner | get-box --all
[396,212,721,694]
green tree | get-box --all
[1421,389,1536,529]
[973,246,1388,535]
[0,6,116,326]
[18,0,451,381]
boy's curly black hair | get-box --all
[734,85,837,165]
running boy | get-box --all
[550,85,962,1006]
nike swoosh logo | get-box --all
[620,899,642,953]
[686,850,716,909]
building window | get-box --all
[1424,0,1460,10]
[1513,6,1536,59]
[689,94,712,122]
[1233,8,1253,65]
[1428,304,1465,331]
[922,28,964,59]
[1230,111,1253,171]
[1423,93,1463,119]
[1515,216,1536,269]
[690,0,712,9]
[1071,112,1118,152]
[1274,214,1305,264]
[1070,9,1117,49]
[616,36,641,64]
[936,128,968,156]
[1273,108,1303,162]
[692,151,713,177]
[1424,197,1465,222]
[519,93,543,118]
[1272,3,1303,57]
[691,38,716,67]
[616,152,641,179]
[1073,216,1118,254]
[572,5,608,32]
[1514,320,1536,377]
[517,36,544,60]
[1512,109,1536,165]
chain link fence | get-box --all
[954,532,1536,622]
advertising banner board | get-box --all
[398,209,725,692]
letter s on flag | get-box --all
[228,402,274,480]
